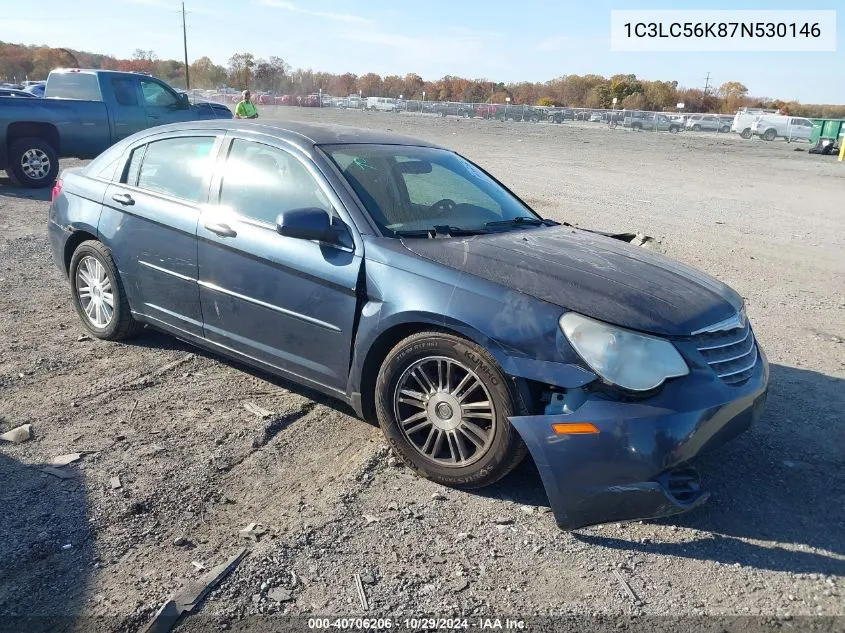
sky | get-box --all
[4,0,843,103]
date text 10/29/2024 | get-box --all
[308,617,527,630]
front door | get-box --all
[197,137,362,392]
[139,77,194,128]
[100,132,221,337]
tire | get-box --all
[720,125,730,133]
[7,137,59,189]
[669,126,679,134]
[632,122,641,130]
[740,128,752,139]
[463,111,470,119]
[692,124,702,132]
[69,241,142,341]
[439,111,446,118]
[375,331,527,489]
[763,128,777,141]
[530,114,540,123]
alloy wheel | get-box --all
[393,356,496,467]
[20,148,51,181]
[75,256,114,328]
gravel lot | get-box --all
[1,108,843,632]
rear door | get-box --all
[103,75,148,141]
[100,131,223,337]
[196,135,362,391]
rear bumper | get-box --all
[508,349,769,530]
[47,217,68,276]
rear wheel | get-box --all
[669,126,679,134]
[69,241,142,341]
[7,137,59,188]
[763,128,777,141]
[740,128,752,139]
[375,332,527,488]
[692,124,702,131]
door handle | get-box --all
[148,114,161,119]
[204,223,237,238]
[111,193,134,206]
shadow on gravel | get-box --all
[0,177,52,201]
[573,364,845,576]
[123,327,359,418]
[0,451,94,633]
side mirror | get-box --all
[276,207,331,242]
[179,93,190,108]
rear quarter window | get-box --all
[44,72,102,101]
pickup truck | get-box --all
[623,112,682,133]
[0,68,232,188]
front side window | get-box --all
[324,144,539,235]
[140,79,178,108]
[132,136,215,202]
[219,139,332,225]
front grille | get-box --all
[693,319,758,386]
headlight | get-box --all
[559,312,689,392]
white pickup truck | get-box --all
[751,115,814,142]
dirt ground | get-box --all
[1,109,843,633]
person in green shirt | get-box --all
[235,90,259,119]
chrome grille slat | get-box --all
[693,318,758,386]
[716,346,758,378]
[696,326,751,351]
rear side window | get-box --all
[132,137,216,202]
[111,77,138,106]
[44,72,102,101]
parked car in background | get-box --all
[299,94,321,107]
[589,112,603,122]
[731,107,781,139]
[685,114,731,132]
[49,119,768,531]
[0,88,38,99]
[474,104,503,119]
[751,115,814,142]
[24,83,46,97]
[624,112,682,133]
[0,68,232,187]
[433,102,474,118]
[366,97,398,112]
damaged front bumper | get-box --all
[508,350,769,530]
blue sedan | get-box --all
[47,121,768,530]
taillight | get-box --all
[51,178,63,202]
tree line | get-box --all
[2,41,843,118]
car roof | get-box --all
[136,120,443,149]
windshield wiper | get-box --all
[485,216,549,229]
[395,226,487,238]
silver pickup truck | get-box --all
[0,69,231,188]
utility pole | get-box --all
[182,2,190,90]
[703,71,711,96]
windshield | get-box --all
[322,144,542,235]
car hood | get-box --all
[400,225,743,336]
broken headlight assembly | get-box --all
[559,312,689,392]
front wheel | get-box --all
[375,332,527,488]
[669,126,679,134]
[69,241,142,341]
[763,128,777,141]
[692,124,702,131]
[740,128,752,139]
[7,137,59,188]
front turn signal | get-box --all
[551,422,600,435]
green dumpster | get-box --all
[810,118,845,145]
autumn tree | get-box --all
[190,56,227,89]
[356,72,383,97]
[718,81,749,113]
[228,52,255,90]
